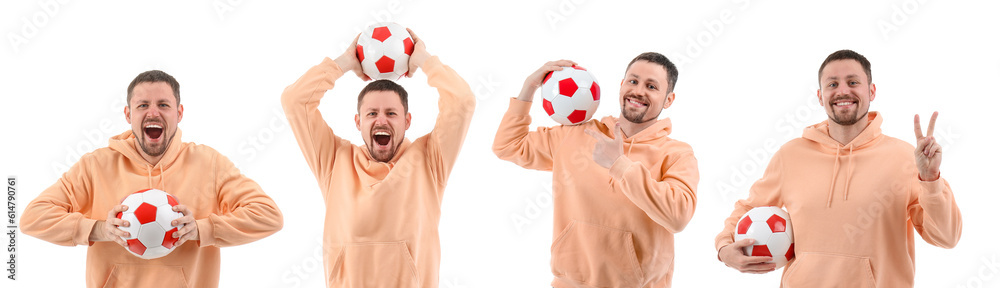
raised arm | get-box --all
[280,36,366,183]
[908,112,961,248]
[406,29,476,182]
[492,60,577,171]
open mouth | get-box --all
[144,124,163,140]
[373,131,391,146]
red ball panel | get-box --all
[127,238,147,256]
[134,203,157,225]
[403,37,414,55]
[162,227,179,249]
[737,216,752,234]
[751,245,772,257]
[542,99,555,116]
[372,26,391,42]
[567,110,587,124]
[590,81,600,101]
[767,214,787,233]
[558,78,578,97]
[375,56,396,73]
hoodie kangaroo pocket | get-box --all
[781,252,876,288]
[102,264,190,288]
[330,241,419,288]
[551,221,644,287]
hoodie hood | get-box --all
[802,112,884,207]
[599,116,673,158]
[108,129,185,190]
[599,116,672,141]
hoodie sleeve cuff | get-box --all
[919,177,946,197]
[320,57,346,80]
[196,218,215,247]
[609,155,633,181]
[77,217,97,246]
[507,98,532,116]
[421,55,444,77]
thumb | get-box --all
[736,238,756,248]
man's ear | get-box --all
[816,89,823,106]
[662,92,675,110]
[177,104,184,123]
[355,114,361,131]
[405,112,412,130]
[124,106,131,124]
[869,83,877,101]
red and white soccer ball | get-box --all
[116,188,184,259]
[541,65,601,125]
[356,22,414,80]
[734,206,795,268]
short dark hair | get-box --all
[626,52,679,93]
[127,70,180,105]
[357,80,409,112]
[818,49,872,86]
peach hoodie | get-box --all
[715,112,962,287]
[281,57,475,287]
[21,130,284,288]
[493,98,699,288]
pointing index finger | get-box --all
[584,129,603,141]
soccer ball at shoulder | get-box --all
[540,65,600,125]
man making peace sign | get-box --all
[714,49,961,287]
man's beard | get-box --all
[827,96,867,126]
[136,127,172,157]
[368,124,398,162]
[621,94,660,123]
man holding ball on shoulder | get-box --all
[493,52,699,287]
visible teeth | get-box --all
[145,124,162,128]
[374,132,390,136]
[628,99,646,106]
[835,102,853,106]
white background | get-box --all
[2,0,998,287]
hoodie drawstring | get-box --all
[826,144,857,207]
[147,164,154,189]
[626,138,635,157]
[826,148,841,208]
[843,144,854,201]
[145,164,165,190]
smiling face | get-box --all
[125,81,183,164]
[619,60,675,124]
[355,90,411,162]
[817,59,876,126]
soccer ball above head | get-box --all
[540,65,600,125]
[356,22,414,80]
[116,188,184,259]
[734,206,795,268]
